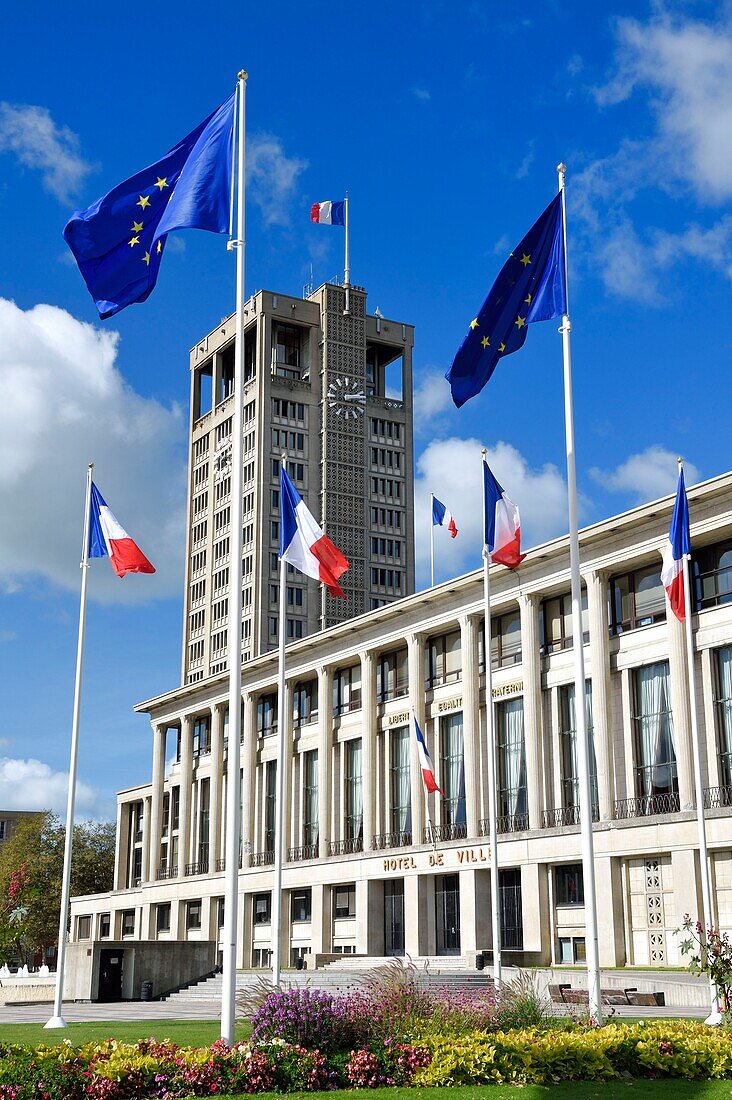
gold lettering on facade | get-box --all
[383,856,417,872]
[492,681,523,699]
[388,712,410,726]
[456,847,489,863]
[429,852,444,866]
[437,696,462,713]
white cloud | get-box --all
[413,369,452,429]
[0,298,186,602]
[515,142,535,180]
[411,86,431,102]
[589,445,699,504]
[0,102,94,202]
[248,133,308,227]
[415,437,568,584]
[0,757,101,817]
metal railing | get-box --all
[288,843,320,861]
[541,804,600,828]
[423,822,467,844]
[703,785,732,809]
[185,861,209,877]
[371,830,412,850]
[328,838,363,856]
[614,792,681,819]
[155,866,178,880]
[480,813,529,835]
[215,858,226,872]
[251,851,275,866]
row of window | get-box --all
[370,418,402,442]
[371,477,402,500]
[371,447,401,471]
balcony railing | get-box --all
[213,857,241,872]
[155,866,178,880]
[480,813,529,835]
[372,830,412,850]
[614,792,681,819]
[185,861,209,876]
[703,785,732,810]
[288,842,320,861]
[541,804,600,828]
[328,838,363,856]
[251,851,275,866]
[423,822,467,844]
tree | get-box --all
[0,812,116,960]
[678,913,732,1017]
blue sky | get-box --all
[0,1,730,818]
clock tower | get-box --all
[184,280,414,682]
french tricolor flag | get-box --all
[280,465,349,597]
[414,715,444,796]
[661,467,691,622]
[483,459,526,569]
[88,483,155,577]
[432,496,458,539]
[310,199,345,226]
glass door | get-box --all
[384,879,405,956]
[435,874,461,955]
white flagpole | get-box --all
[430,493,435,587]
[344,192,350,315]
[557,163,602,1023]
[45,462,94,1030]
[481,449,501,989]
[271,453,288,987]
[678,457,722,1024]
[220,69,247,1046]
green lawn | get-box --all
[0,1018,252,1047]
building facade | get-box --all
[183,282,415,683]
[69,473,732,989]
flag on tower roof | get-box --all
[661,467,691,622]
[279,465,349,597]
[446,193,567,408]
[310,200,345,226]
[64,93,235,319]
[88,483,155,577]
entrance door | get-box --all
[97,949,123,1001]
[384,879,405,956]
[435,874,461,955]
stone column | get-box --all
[317,667,333,857]
[585,570,615,821]
[667,611,695,810]
[178,715,194,876]
[148,723,167,882]
[240,695,256,865]
[518,593,543,829]
[113,800,126,890]
[407,634,426,844]
[281,680,294,859]
[459,615,480,837]
[360,651,377,851]
[141,794,152,884]
[209,704,225,869]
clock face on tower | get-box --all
[326,375,366,420]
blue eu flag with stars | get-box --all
[64,93,235,319]
[446,193,567,408]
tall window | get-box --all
[426,630,461,687]
[541,589,589,654]
[303,750,319,848]
[377,648,409,702]
[293,680,318,726]
[257,694,278,737]
[715,647,732,788]
[633,662,678,809]
[192,715,211,756]
[695,540,732,610]
[555,864,584,906]
[198,778,210,866]
[498,868,523,949]
[389,727,412,836]
[440,713,466,828]
[477,611,522,671]
[610,566,666,633]
[272,322,303,378]
[345,740,363,842]
[264,761,277,852]
[333,665,362,715]
[558,683,598,815]
[497,698,527,830]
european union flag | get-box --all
[64,94,235,319]
[446,193,567,408]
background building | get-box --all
[183,282,415,683]
[67,472,732,998]
[0,810,38,851]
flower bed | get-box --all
[1,1022,732,1098]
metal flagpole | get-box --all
[678,457,723,1024]
[45,462,94,1030]
[557,163,602,1023]
[271,453,288,987]
[430,493,435,587]
[481,449,501,989]
[220,69,247,1046]
[344,192,350,315]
